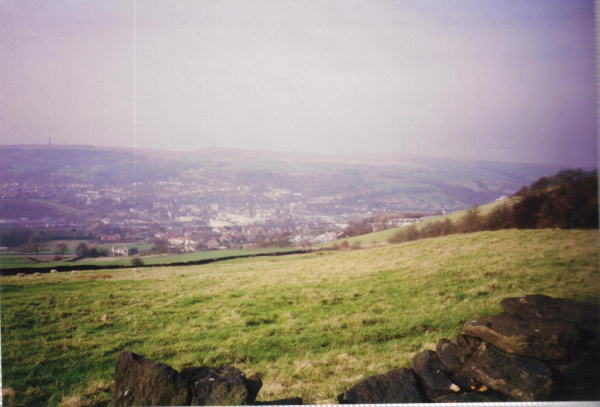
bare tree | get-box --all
[25,233,50,255]
[54,243,69,259]
[152,240,168,257]
[76,242,89,258]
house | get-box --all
[112,246,129,256]
[168,237,198,247]
[368,222,387,232]
[168,237,186,246]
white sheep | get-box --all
[71,270,79,275]
[34,272,41,277]
[17,273,25,278]
[51,269,58,274]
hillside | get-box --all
[321,198,516,248]
[1,229,598,405]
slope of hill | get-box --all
[1,228,597,405]
[321,198,516,248]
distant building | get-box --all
[386,218,419,227]
[168,237,198,248]
[368,222,386,232]
[112,246,129,256]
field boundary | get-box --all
[0,249,311,276]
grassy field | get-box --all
[0,247,298,270]
[320,198,516,248]
[1,229,598,406]
[0,256,42,268]
[7,242,155,256]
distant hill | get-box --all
[323,168,598,248]
[0,144,564,209]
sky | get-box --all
[0,0,597,168]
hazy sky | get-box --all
[0,0,597,167]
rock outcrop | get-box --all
[411,350,460,399]
[181,366,253,406]
[113,352,301,406]
[460,341,553,401]
[461,312,578,361]
[113,295,598,404]
[337,368,424,404]
[114,351,189,407]
[336,295,599,403]
[436,334,481,373]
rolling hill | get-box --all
[0,144,563,209]
[1,228,597,405]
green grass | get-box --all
[320,198,516,248]
[1,229,598,405]
[27,242,154,256]
[0,247,299,270]
[0,256,41,267]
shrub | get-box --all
[386,169,598,246]
[131,257,144,267]
[439,218,455,235]
[512,194,543,229]
[76,243,89,258]
[421,220,455,239]
[457,206,483,233]
[511,169,598,229]
[388,224,419,244]
[483,204,513,231]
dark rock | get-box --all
[449,372,487,392]
[434,390,505,403]
[548,349,600,401]
[255,397,303,405]
[181,366,250,406]
[113,351,189,407]
[412,350,460,399]
[337,367,424,404]
[501,295,599,327]
[246,374,263,405]
[436,335,481,373]
[461,312,579,361]
[461,341,553,401]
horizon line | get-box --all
[0,142,593,169]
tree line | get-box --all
[388,169,598,245]
[341,212,431,238]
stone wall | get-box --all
[113,295,599,405]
